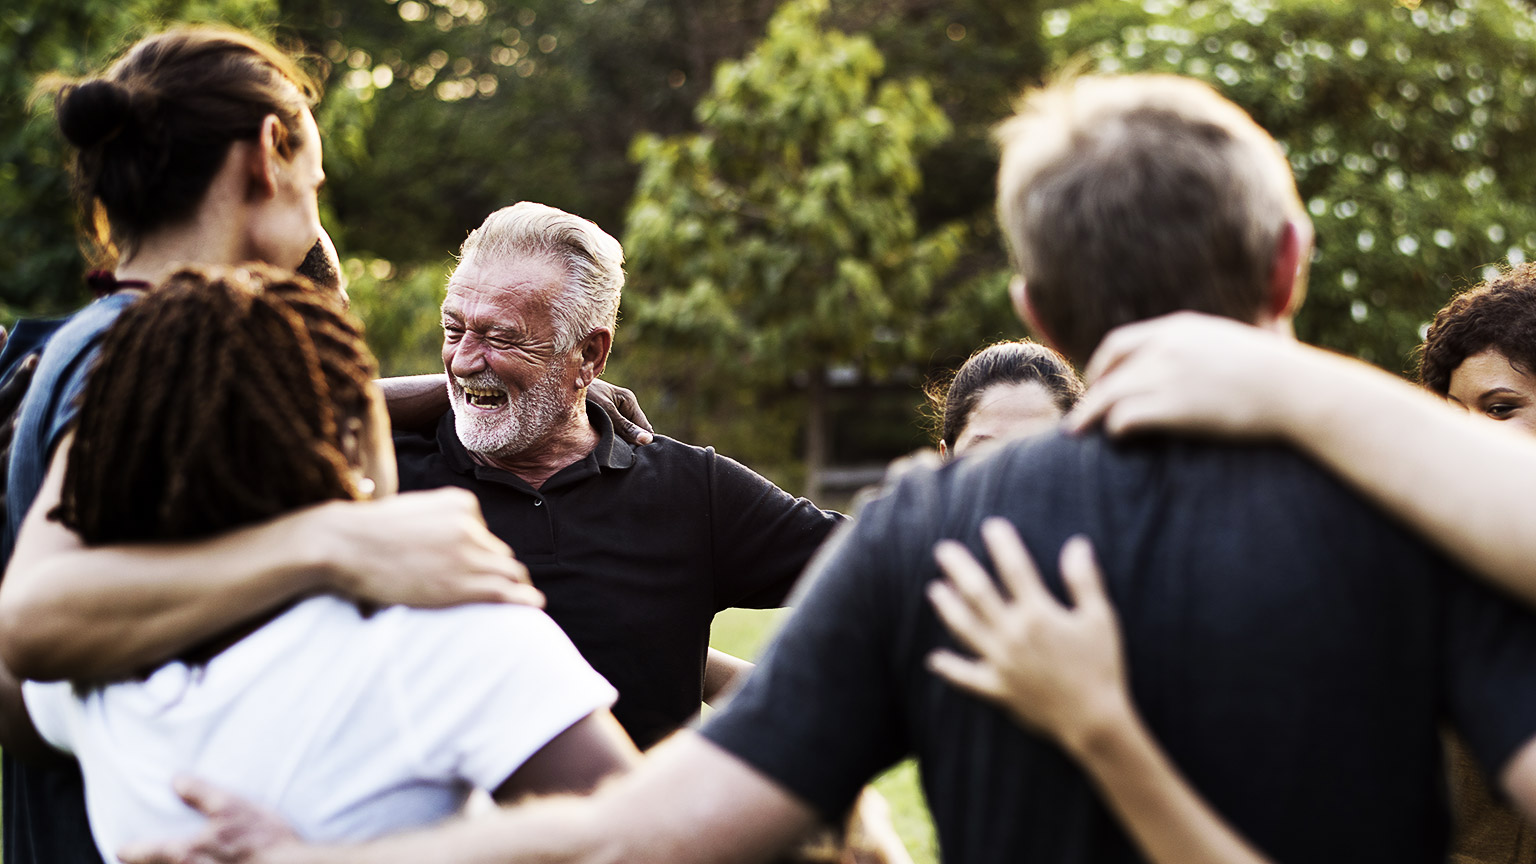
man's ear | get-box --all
[575,328,613,388]
[1012,275,1067,356]
[245,115,286,202]
[1265,220,1307,321]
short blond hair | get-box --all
[995,74,1307,364]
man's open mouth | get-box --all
[462,385,508,410]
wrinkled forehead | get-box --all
[442,253,566,321]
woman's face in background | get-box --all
[951,381,1064,456]
[1447,348,1536,438]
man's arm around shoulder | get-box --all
[120,732,819,864]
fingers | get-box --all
[932,540,1006,627]
[118,838,194,864]
[590,381,654,446]
[618,418,654,447]
[1065,366,1163,439]
[925,579,989,657]
[925,649,1003,701]
[1081,319,1153,385]
[450,577,546,609]
[613,388,654,438]
[1057,535,1110,616]
[174,775,240,818]
[0,353,39,416]
[978,518,1047,605]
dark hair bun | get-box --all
[57,79,135,148]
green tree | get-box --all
[622,0,965,497]
[1041,0,1536,371]
[0,0,277,315]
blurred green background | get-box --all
[7,1,1536,859]
[8,0,1536,496]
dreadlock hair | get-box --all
[53,264,379,545]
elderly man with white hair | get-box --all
[392,202,844,750]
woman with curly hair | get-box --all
[1420,263,1536,437]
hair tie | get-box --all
[86,269,152,298]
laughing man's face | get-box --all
[440,254,581,459]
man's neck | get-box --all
[468,401,599,490]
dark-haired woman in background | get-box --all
[1415,265,1536,863]
[7,267,636,862]
[927,340,1083,458]
[0,27,537,864]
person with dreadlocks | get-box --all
[0,265,637,864]
[0,26,546,864]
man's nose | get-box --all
[447,338,487,378]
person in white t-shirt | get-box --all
[1,265,638,863]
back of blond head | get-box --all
[995,74,1307,364]
[457,202,624,351]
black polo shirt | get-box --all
[394,402,844,748]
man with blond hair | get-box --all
[124,76,1536,864]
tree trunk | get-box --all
[803,365,829,502]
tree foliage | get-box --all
[1043,0,1536,371]
[621,0,965,490]
[0,0,276,315]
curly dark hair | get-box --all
[1418,263,1536,396]
[924,340,1084,449]
[53,264,378,545]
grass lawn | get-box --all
[709,608,938,864]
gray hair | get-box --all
[456,202,625,351]
[995,74,1309,365]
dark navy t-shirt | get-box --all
[3,291,138,864]
[705,429,1536,864]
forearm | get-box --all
[0,510,332,681]
[308,798,615,864]
[704,649,754,706]
[1274,347,1536,605]
[378,374,447,432]
[1069,706,1271,864]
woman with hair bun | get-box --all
[1,27,536,864]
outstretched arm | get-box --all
[118,732,819,864]
[0,433,541,682]
[1068,312,1536,609]
[927,519,1272,864]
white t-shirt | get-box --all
[24,596,616,863]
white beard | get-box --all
[448,364,573,460]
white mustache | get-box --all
[454,373,506,394]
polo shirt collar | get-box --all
[436,398,636,479]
